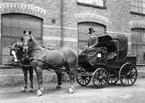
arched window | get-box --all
[131,28,145,64]
[1,13,43,64]
[78,22,106,49]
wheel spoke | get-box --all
[77,67,92,86]
[102,79,106,85]
[127,78,129,85]
[79,79,83,83]
[83,80,86,85]
[129,78,133,84]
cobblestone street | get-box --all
[0,78,145,103]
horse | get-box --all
[9,41,64,93]
[9,41,34,92]
[21,30,78,96]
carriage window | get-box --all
[1,14,43,64]
[130,0,145,15]
[131,28,145,65]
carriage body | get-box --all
[77,34,137,87]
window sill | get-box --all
[130,11,145,16]
[77,2,107,9]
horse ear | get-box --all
[23,30,26,34]
[9,45,12,49]
[29,31,31,35]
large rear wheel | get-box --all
[119,63,137,86]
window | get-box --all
[1,13,43,64]
[131,28,145,64]
[131,0,145,15]
[77,0,106,8]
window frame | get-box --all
[130,0,145,15]
[131,28,145,65]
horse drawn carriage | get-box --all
[77,34,137,88]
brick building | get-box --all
[0,0,145,66]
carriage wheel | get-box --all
[77,67,91,86]
[107,74,119,85]
[119,63,137,86]
[92,68,108,88]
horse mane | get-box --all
[16,42,23,48]
[30,35,43,50]
[10,41,22,49]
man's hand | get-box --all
[89,46,93,49]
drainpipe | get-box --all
[60,0,64,47]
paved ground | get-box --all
[0,78,145,103]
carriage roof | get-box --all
[97,34,128,61]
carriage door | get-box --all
[1,14,43,64]
[78,22,106,49]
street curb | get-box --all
[0,69,69,87]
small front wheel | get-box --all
[77,67,91,86]
[92,68,108,88]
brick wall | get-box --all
[0,0,145,50]
[0,0,145,86]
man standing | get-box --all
[87,28,98,49]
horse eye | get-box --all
[30,38,32,42]
[21,38,23,41]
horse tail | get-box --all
[61,47,78,77]
[68,48,78,78]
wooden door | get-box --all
[1,14,43,64]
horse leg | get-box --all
[22,67,28,92]
[29,67,34,92]
[35,66,43,96]
[66,64,76,94]
[55,70,62,89]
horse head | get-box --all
[9,42,23,63]
[21,30,32,58]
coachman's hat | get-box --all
[88,28,95,34]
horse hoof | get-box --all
[68,87,74,94]
[40,87,44,91]
[37,90,43,96]
[21,87,27,92]
[29,88,34,92]
[56,85,61,89]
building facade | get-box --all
[0,0,145,65]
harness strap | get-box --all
[29,58,67,72]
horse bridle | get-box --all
[21,35,32,59]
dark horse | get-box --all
[21,31,78,96]
[9,41,64,93]
[9,41,34,92]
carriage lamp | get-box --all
[97,53,102,58]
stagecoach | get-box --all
[77,34,137,88]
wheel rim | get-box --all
[119,63,137,86]
[92,68,108,88]
[77,66,91,86]
[77,73,91,86]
